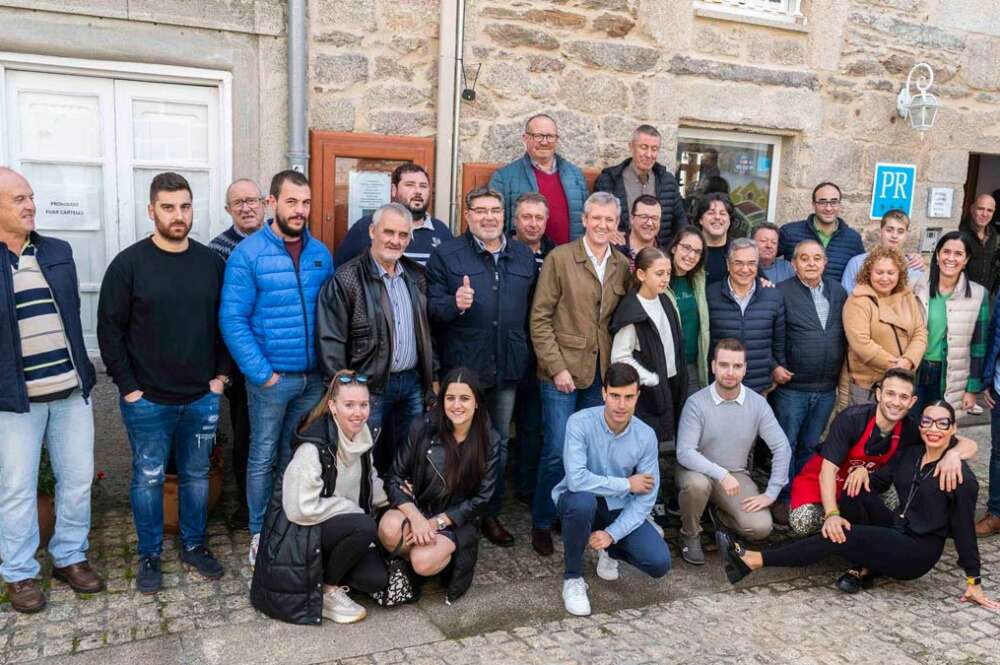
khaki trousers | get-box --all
[676,468,773,541]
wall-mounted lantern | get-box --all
[896,62,940,133]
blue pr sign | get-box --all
[869,162,916,219]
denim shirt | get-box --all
[551,405,659,543]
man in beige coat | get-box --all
[528,191,630,556]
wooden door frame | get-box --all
[309,130,435,251]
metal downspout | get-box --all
[288,0,308,173]
[434,0,466,231]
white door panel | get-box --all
[4,71,116,350]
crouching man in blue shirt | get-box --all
[552,362,671,616]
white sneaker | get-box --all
[596,549,620,581]
[248,533,259,568]
[562,578,591,616]
[323,586,367,623]
[648,515,665,538]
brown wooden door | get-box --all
[309,131,435,252]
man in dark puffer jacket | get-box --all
[777,182,864,284]
[707,238,788,394]
[771,239,847,521]
[594,124,688,249]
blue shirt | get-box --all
[551,406,659,543]
[371,256,417,372]
[760,258,795,284]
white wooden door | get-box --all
[3,71,118,349]
[114,80,222,246]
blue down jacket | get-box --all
[220,222,333,385]
[707,280,787,394]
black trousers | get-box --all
[319,513,387,593]
[761,489,944,580]
[225,371,251,497]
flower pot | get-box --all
[163,446,224,535]
[37,494,55,549]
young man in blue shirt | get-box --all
[552,363,671,616]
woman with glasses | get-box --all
[250,370,388,625]
[843,246,927,405]
[378,368,499,604]
[720,401,998,608]
[666,227,710,396]
[693,193,735,286]
[912,231,989,416]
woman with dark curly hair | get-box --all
[843,246,927,405]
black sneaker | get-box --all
[180,545,225,580]
[136,555,162,595]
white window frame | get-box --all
[0,52,232,198]
[694,0,806,28]
[676,127,783,224]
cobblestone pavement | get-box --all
[1,377,998,664]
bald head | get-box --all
[971,193,997,231]
[0,167,36,242]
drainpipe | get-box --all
[287,0,308,173]
[434,0,465,231]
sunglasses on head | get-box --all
[335,374,369,386]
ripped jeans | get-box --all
[120,391,220,556]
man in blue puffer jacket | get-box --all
[220,170,334,564]
[707,238,788,394]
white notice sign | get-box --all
[34,189,100,231]
[348,171,391,228]
[926,187,954,219]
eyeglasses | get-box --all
[335,373,369,386]
[525,132,558,143]
[677,242,703,257]
[230,197,264,209]
[814,199,841,208]
[470,207,503,216]
[632,214,659,223]
[919,416,954,430]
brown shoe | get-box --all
[975,514,1000,537]
[482,517,515,547]
[531,527,554,557]
[53,561,105,593]
[6,579,46,613]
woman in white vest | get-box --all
[912,230,989,416]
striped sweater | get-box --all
[10,241,77,400]
[208,225,249,261]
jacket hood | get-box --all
[610,290,663,334]
[602,157,667,178]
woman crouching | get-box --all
[719,401,998,609]
[251,370,388,625]
[378,368,499,604]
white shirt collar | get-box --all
[412,215,435,232]
[583,236,611,283]
[710,382,746,406]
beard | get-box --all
[154,216,191,241]
[275,212,305,237]
[405,198,428,220]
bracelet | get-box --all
[967,576,982,586]
[824,509,841,519]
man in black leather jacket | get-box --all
[317,203,438,474]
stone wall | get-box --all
[309,0,1000,241]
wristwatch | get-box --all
[436,515,447,531]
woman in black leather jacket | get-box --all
[378,367,499,603]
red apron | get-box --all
[790,416,902,509]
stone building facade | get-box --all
[0,0,998,249]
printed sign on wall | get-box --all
[870,162,916,219]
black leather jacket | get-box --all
[386,414,499,601]
[317,253,437,393]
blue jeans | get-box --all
[532,376,604,529]
[772,387,836,502]
[989,395,1000,516]
[246,372,325,535]
[368,369,425,476]
[0,390,94,582]
[513,373,543,499]
[558,491,671,580]
[914,360,944,419]
[484,384,518,517]
[120,391,220,556]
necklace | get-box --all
[898,452,938,521]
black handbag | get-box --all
[371,518,421,607]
